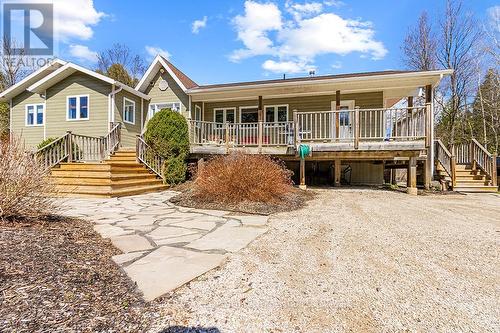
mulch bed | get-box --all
[170,187,314,215]
[0,216,152,332]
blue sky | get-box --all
[48,0,499,84]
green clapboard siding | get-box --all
[11,91,45,148]
[114,89,145,147]
[145,70,189,119]
[45,72,111,140]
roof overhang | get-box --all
[27,62,150,100]
[135,55,188,93]
[0,58,66,101]
[188,69,453,102]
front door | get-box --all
[331,100,355,139]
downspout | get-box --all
[108,84,123,129]
[43,90,47,140]
[9,99,12,138]
[141,98,144,133]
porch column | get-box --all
[335,90,340,139]
[334,159,341,187]
[407,156,417,195]
[197,158,205,175]
[258,96,263,152]
[424,84,433,190]
[407,96,413,138]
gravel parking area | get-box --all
[151,189,500,332]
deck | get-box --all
[189,105,432,156]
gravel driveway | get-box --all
[151,189,500,332]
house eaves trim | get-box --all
[187,69,454,94]
[27,61,151,100]
[135,55,188,93]
[0,58,66,101]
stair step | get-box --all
[111,184,168,197]
[58,163,110,171]
[52,177,160,186]
[453,185,498,193]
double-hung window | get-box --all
[67,95,89,121]
[264,105,288,122]
[123,97,135,124]
[26,104,44,126]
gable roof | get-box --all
[135,55,198,92]
[0,59,67,101]
[27,62,150,100]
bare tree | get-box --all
[96,43,146,87]
[0,37,32,90]
[436,0,481,145]
[402,11,437,71]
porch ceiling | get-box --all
[189,69,452,102]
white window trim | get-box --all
[25,103,45,127]
[123,97,136,124]
[238,105,258,123]
[66,94,90,121]
[194,105,202,121]
[214,107,236,123]
[264,104,289,122]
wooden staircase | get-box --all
[435,139,498,193]
[50,148,168,198]
[453,164,498,193]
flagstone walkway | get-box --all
[58,191,268,301]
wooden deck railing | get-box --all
[189,105,430,151]
[136,136,165,179]
[189,120,295,148]
[35,123,122,169]
[296,106,428,144]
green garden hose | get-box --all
[298,144,311,159]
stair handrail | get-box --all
[34,132,71,170]
[136,135,165,180]
[470,139,496,186]
[103,122,121,158]
[434,139,456,187]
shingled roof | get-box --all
[160,56,198,89]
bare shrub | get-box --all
[0,136,56,220]
[192,153,294,204]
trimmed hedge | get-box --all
[144,108,189,184]
[37,137,57,150]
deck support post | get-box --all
[451,153,457,188]
[391,169,397,185]
[424,84,433,190]
[492,153,497,187]
[334,159,341,187]
[470,141,476,171]
[197,158,205,176]
[66,131,73,163]
[407,156,417,195]
[258,95,263,153]
[299,158,306,189]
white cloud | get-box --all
[145,46,171,60]
[262,59,313,73]
[68,44,98,63]
[230,1,283,62]
[230,0,387,73]
[53,0,106,42]
[331,61,342,69]
[192,16,208,34]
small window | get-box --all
[123,97,135,124]
[240,107,258,123]
[67,95,89,120]
[26,104,44,126]
[264,105,288,123]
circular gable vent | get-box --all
[158,79,169,91]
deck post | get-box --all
[299,158,306,189]
[407,96,413,137]
[135,134,141,163]
[335,90,340,140]
[492,153,497,187]
[293,110,299,149]
[224,122,229,154]
[354,106,360,149]
[470,141,476,171]
[258,95,263,153]
[66,131,72,163]
[197,158,205,176]
[99,136,105,160]
[407,156,417,195]
[451,150,457,188]
[334,159,341,187]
